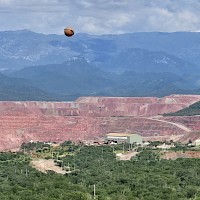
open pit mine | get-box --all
[0,94,200,151]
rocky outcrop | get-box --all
[0,94,200,151]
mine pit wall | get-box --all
[0,101,80,116]
[1,94,200,117]
[0,95,198,119]
[155,115,200,143]
[0,94,200,151]
[0,115,188,151]
[75,95,200,117]
[77,103,193,117]
[163,116,200,131]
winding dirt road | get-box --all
[141,116,191,132]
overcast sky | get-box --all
[1,0,200,35]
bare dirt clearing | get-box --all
[117,151,138,160]
[31,159,66,174]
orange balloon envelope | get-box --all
[64,27,74,37]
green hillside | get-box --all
[164,101,200,116]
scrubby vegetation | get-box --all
[1,142,200,199]
[0,151,90,200]
[164,100,200,116]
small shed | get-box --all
[194,139,200,146]
[105,133,142,144]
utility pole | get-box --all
[62,161,64,170]
[112,146,115,153]
[93,184,96,199]
[74,162,76,171]
[67,162,70,172]
[25,167,28,177]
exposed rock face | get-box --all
[0,94,200,151]
[76,95,200,117]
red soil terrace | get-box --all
[0,94,200,151]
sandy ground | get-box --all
[117,151,138,160]
[31,159,66,174]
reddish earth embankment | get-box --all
[162,151,200,160]
[0,94,200,151]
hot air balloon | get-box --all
[64,27,74,37]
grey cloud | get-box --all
[0,0,200,34]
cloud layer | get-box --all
[1,0,200,34]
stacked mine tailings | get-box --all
[0,94,200,150]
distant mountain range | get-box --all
[0,30,200,100]
[0,73,55,101]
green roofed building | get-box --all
[105,133,142,144]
